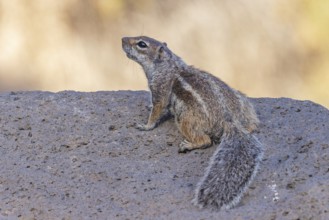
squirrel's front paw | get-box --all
[135,123,155,131]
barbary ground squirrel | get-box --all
[122,36,264,210]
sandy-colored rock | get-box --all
[0,91,328,219]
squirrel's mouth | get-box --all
[125,52,133,59]
[125,52,136,61]
[124,50,138,61]
[122,45,136,60]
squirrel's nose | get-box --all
[122,37,130,45]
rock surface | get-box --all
[0,91,328,220]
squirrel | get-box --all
[122,36,264,210]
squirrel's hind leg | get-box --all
[177,117,212,153]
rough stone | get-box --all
[0,91,328,219]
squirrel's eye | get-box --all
[137,41,147,48]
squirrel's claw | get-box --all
[178,140,193,153]
[135,123,155,131]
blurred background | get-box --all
[0,0,328,107]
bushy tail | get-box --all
[192,126,263,210]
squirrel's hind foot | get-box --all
[178,138,212,153]
[178,140,193,153]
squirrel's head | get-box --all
[122,36,172,67]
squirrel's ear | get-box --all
[159,46,164,53]
[157,46,171,62]
[163,42,167,46]
[157,46,165,60]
